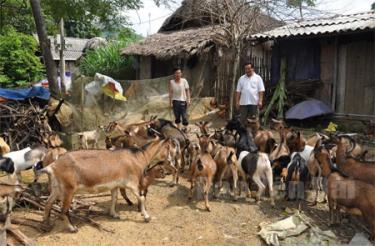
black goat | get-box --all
[225,118,258,157]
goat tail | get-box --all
[226,150,235,165]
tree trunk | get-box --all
[59,18,66,95]
[228,45,241,119]
[299,3,303,20]
[30,0,60,99]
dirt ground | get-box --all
[10,173,371,246]
[4,120,375,245]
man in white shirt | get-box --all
[235,62,265,126]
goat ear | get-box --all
[195,133,201,140]
[314,139,322,152]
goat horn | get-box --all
[150,128,163,137]
[346,136,357,155]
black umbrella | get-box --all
[285,99,333,120]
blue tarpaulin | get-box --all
[0,86,50,101]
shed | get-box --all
[252,11,375,119]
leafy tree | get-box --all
[0,27,44,87]
[1,0,172,38]
[287,0,316,19]
[0,0,56,34]
[372,2,375,10]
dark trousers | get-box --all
[172,100,188,126]
[239,105,258,126]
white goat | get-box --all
[78,129,101,149]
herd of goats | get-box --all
[0,116,374,240]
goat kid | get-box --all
[2,146,47,181]
[189,153,217,211]
[247,118,274,152]
[213,147,238,200]
[78,127,104,149]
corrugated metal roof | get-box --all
[50,35,89,61]
[34,34,89,61]
[251,10,375,39]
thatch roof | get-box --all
[121,0,282,59]
[121,26,224,59]
[159,0,282,33]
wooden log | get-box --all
[7,225,36,246]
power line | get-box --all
[130,12,173,26]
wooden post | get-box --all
[331,37,338,111]
[60,18,66,95]
[30,0,60,99]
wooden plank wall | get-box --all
[344,41,375,115]
[319,42,334,106]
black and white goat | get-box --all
[225,118,274,206]
[1,146,47,181]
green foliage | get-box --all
[41,0,143,38]
[0,28,45,88]
[287,0,316,7]
[372,2,375,10]
[79,28,140,78]
[0,0,145,38]
[263,58,287,123]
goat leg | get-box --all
[128,185,150,222]
[230,164,238,201]
[119,188,134,206]
[204,178,212,212]
[109,189,120,219]
[61,190,77,233]
[188,177,196,201]
[252,176,265,204]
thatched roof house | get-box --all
[121,25,223,59]
[121,0,281,103]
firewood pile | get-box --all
[286,79,324,104]
[0,100,53,150]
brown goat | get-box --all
[270,118,287,131]
[189,153,217,211]
[247,118,274,152]
[315,147,375,240]
[195,121,212,135]
[213,146,238,200]
[0,137,10,155]
[120,162,166,211]
[106,131,157,149]
[0,182,24,242]
[306,133,329,147]
[332,135,375,186]
[39,139,174,232]
[286,131,307,153]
